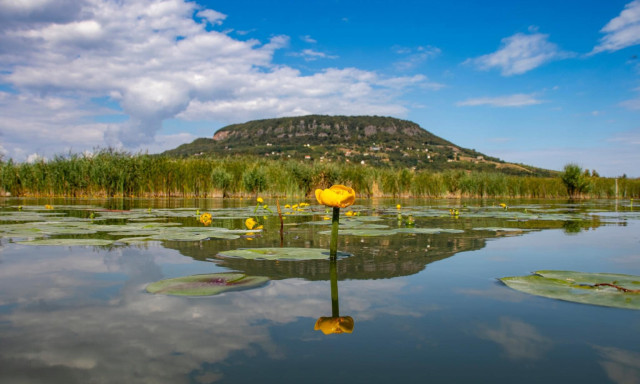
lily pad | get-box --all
[17,238,115,246]
[318,227,463,237]
[146,273,269,296]
[500,270,640,310]
[218,247,351,260]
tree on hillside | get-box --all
[561,163,590,198]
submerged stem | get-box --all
[330,259,339,317]
[329,207,340,259]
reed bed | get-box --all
[1,151,638,199]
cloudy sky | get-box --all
[1,0,639,176]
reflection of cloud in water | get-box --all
[0,244,416,383]
[477,317,552,361]
[595,346,640,384]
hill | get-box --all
[163,115,554,176]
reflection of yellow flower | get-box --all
[315,185,355,208]
[314,316,354,335]
[257,197,264,204]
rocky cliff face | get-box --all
[211,115,450,147]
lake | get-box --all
[0,198,639,383]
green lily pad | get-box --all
[318,227,463,237]
[500,270,640,310]
[395,228,464,234]
[218,247,351,260]
[146,273,269,296]
[17,238,115,246]
[473,227,529,233]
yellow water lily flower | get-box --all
[314,316,354,335]
[396,204,401,210]
[499,203,507,209]
[315,185,355,208]
[45,204,53,210]
[245,217,257,230]
[199,212,212,226]
[345,210,355,216]
[257,197,264,204]
[285,204,291,209]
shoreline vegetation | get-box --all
[1,151,638,199]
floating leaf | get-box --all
[500,270,640,310]
[395,228,464,234]
[146,273,269,296]
[17,238,114,246]
[318,227,463,237]
[218,247,351,261]
[473,227,529,233]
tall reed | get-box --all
[1,151,638,199]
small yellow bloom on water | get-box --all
[499,203,507,209]
[315,185,356,208]
[345,211,355,216]
[285,204,291,209]
[199,212,212,226]
[323,216,331,220]
[245,217,257,230]
[396,204,401,210]
[257,197,264,204]
[45,204,53,210]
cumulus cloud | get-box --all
[0,0,429,161]
[456,93,544,107]
[466,30,571,76]
[592,0,640,54]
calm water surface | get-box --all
[0,198,639,383]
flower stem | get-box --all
[329,207,340,259]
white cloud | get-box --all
[196,9,226,25]
[0,0,429,161]
[467,31,571,76]
[300,35,317,43]
[393,45,441,71]
[290,48,338,61]
[592,0,640,54]
[620,97,640,110]
[456,93,544,107]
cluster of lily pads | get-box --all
[2,199,637,303]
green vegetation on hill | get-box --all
[163,115,553,177]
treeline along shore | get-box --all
[1,151,638,199]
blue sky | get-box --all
[1,0,639,176]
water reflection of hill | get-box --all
[162,212,607,281]
[163,231,489,281]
